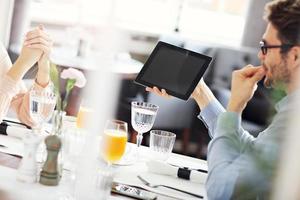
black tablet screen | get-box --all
[135,42,212,100]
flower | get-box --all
[50,63,86,111]
[61,68,86,88]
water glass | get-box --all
[131,102,158,149]
[95,167,114,200]
[149,130,176,161]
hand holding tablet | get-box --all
[145,78,206,99]
[135,41,212,100]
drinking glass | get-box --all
[101,120,128,165]
[149,130,176,161]
[76,105,93,129]
[29,87,56,164]
[29,88,57,132]
[131,102,159,154]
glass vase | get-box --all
[52,110,66,135]
[51,110,66,177]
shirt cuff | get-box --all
[198,99,225,123]
[215,112,242,137]
[33,79,52,91]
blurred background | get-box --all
[0,0,281,159]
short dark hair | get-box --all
[264,0,300,46]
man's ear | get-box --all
[290,46,300,68]
[294,47,299,61]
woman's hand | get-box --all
[17,27,45,70]
[7,26,50,81]
[24,25,52,58]
[24,25,53,87]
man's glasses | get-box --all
[260,40,294,55]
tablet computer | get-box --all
[134,41,212,100]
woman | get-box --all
[0,25,53,126]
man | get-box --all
[147,0,300,199]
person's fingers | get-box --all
[24,37,51,47]
[153,87,163,96]
[244,64,253,69]
[145,87,153,92]
[146,87,171,98]
[27,44,50,55]
[25,30,51,42]
[250,67,266,83]
[239,65,262,77]
[162,89,171,98]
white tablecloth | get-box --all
[0,139,207,200]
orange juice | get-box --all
[102,130,127,164]
[76,106,93,129]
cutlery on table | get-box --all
[137,175,203,199]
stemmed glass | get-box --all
[29,87,56,163]
[29,88,57,132]
[131,102,159,157]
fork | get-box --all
[137,175,203,199]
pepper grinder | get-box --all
[17,133,41,183]
[39,135,62,186]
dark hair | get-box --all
[264,0,300,47]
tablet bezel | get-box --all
[134,41,212,100]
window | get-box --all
[178,0,249,46]
[29,0,250,49]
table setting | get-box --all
[0,98,208,200]
[0,65,208,199]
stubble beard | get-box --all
[262,58,290,89]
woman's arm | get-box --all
[0,26,53,125]
[26,25,52,87]
[13,26,53,126]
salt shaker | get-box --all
[17,133,41,183]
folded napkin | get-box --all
[146,160,207,184]
[0,122,31,139]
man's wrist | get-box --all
[227,100,245,113]
[192,83,214,109]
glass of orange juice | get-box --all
[76,106,93,129]
[101,120,128,165]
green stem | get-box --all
[63,79,76,111]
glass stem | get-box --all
[136,132,143,148]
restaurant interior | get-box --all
[0,0,299,199]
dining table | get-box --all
[0,120,208,200]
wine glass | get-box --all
[101,120,128,165]
[131,102,159,156]
[29,88,57,132]
[29,87,56,163]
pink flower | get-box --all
[61,68,86,88]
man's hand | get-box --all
[145,87,172,99]
[145,78,216,110]
[227,65,266,113]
